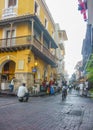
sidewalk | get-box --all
[0,90,48,97]
[0,90,60,97]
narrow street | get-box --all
[0,90,93,130]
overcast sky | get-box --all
[45,0,87,77]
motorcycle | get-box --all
[62,87,67,100]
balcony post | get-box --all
[10,22,13,46]
[31,19,34,44]
[41,31,43,44]
[41,31,43,52]
[49,41,51,51]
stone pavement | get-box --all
[0,89,93,130]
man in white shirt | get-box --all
[17,83,29,102]
[84,79,89,96]
[79,82,84,96]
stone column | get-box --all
[14,72,34,90]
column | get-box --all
[31,19,34,44]
[41,31,43,52]
[10,22,13,46]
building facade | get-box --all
[78,0,93,76]
[81,24,92,70]
[54,24,68,81]
[0,0,58,91]
[74,61,83,80]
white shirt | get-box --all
[17,86,28,97]
[85,81,88,88]
[79,83,83,90]
[11,79,14,85]
[62,85,67,90]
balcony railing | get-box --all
[2,7,17,19]
[0,35,56,64]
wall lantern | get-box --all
[34,61,38,67]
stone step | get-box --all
[0,90,16,96]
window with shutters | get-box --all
[5,29,16,47]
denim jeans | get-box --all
[24,93,29,101]
[9,85,14,92]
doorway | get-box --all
[1,60,16,90]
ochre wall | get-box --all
[18,0,34,15]
[0,0,55,37]
[16,23,31,37]
[0,28,3,39]
[0,0,56,84]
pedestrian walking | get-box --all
[79,82,84,96]
[62,81,68,100]
[84,79,89,96]
[9,77,15,92]
[68,84,72,93]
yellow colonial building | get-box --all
[0,0,58,91]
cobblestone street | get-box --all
[0,90,93,130]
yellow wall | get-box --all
[0,1,4,19]
[0,28,3,39]
[0,0,55,38]
[0,49,56,82]
[16,23,30,37]
[18,0,34,15]
[0,50,29,73]
[0,0,56,82]
[38,0,55,36]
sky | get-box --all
[45,0,87,77]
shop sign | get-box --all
[32,68,37,72]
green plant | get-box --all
[86,68,93,82]
[89,88,93,93]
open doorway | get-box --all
[1,61,15,81]
[1,60,16,90]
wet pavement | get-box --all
[0,89,93,130]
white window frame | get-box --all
[34,0,40,16]
[52,31,54,39]
[3,27,16,47]
[44,17,48,29]
[3,27,16,38]
[5,0,18,8]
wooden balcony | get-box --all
[0,35,56,65]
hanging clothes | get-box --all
[77,0,87,21]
